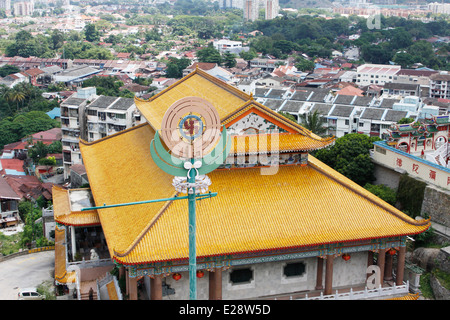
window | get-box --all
[359,122,364,127]
[87,109,97,116]
[283,262,306,278]
[230,268,253,285]
[345,119,349,125]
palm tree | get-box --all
[299,110,329,137]
[6,88,26,112]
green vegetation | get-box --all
[37,280,56,300]
[0,111,60,150]
[0,200,53,256]
[299,110,328,137]
[315,133,381,186]
[363,183,397,206]
[81,76,135,98]
[0,232,22,256]
[396,174,427,217]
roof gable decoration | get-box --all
[227,111,289,135]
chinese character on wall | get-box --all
[396,158,402,167]
[412,164,419,174]
[429,170,436,181]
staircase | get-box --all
[79,280,98,300]
[425,142,450,168]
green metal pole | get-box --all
[188,159,197,300]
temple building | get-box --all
[53,68,430,300]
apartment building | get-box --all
[60,87,143,180]
[85,95,140,142]
[429,73,450,100]
[356,64,401,86]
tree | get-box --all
[165,57,191,78]
[315,133,381,186]
[222,52,237,68]
[50,30,65,50]
[84,24,100,42]
[299,110,328,137]
[0,65,20,77]
[5,88,26,111]
[397,117,414,124]
[196,44,222,64]
[27,141,48,164]
[278,111,297,122]
[295,56,315,72]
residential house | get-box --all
[23,68,45,86]
[0,71,29,88]
[0,175,21,229]
[383,82,421,98]
[54,65,102,87]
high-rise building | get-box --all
[0,0,11,14]
[265,0,279,20]
[243,0,279,21]
[244,0,259,21]
[13,0,34,16]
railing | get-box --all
[299,281,409,300]
[68,258,113,268]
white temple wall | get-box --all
[161,251,369,300]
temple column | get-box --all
[324,255,334,295]
[396,246,406,286]
[71,226,76,260]
[315,257,324,290]
[377,249,386,285]
[209,268,222,300]
[384,251,394,281]
[150,275,163,300]
[128,275,138,300]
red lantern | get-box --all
[342,253,351,261]
[388,248,396,256]
[172,273,182,281]
[196,270,205,278]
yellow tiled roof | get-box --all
[231,133,332,154]
[135,68,250,131]
[78,119,429,265]
[54,225,76,283]
[52,186,100,226]
[387,293,420,300]
[112,155,429,264]
[79,123,177,259]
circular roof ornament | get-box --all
[160,97,221,159]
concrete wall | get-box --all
[421,185,450,228]
[373,162,402,190]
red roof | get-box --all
[0,159,25,175]
[0,175,20,200]
[28,128,61,142]
[4,175,53,200]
